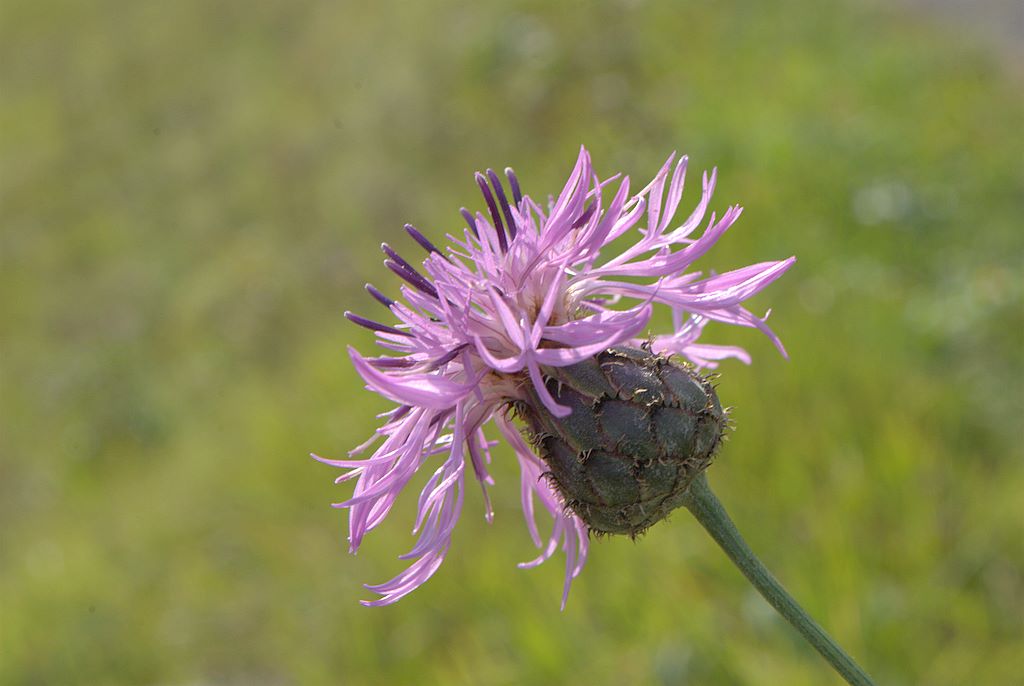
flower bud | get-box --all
[517,346,727,536]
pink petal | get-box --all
[350,347,470,410]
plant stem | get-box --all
[681,473,876,686]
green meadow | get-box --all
[2,1,1021,684]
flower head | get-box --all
[315,147,795,607]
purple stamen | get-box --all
[388,404,412,421]
[486,169,517,240]
[571,201,597,229]
[381,242,410,266]
[505,167,522,205]
[404,224,449,261]
[474,172,509,253]
[365,283,395,308]
[460,208,479,238]
[425,344,466,371]
[344,311,413,337]
[366,356,416,368]
[382,243,440,298]
[385,259,439,299]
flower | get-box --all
[315,147,795,607]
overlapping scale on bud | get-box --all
[515,346,727,536]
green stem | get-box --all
[681,473,876,686]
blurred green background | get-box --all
[2,0,1022,684]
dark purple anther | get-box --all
[486,169,517,240]
[571,201,597,229]
[381,242,408,266]
[425,344,466,371]
[365,283,395,308]
[385,259,439,299]
[460,208,479,238]
[474,172,508,253]
[344,311,412,337]
[382,243,440,298]
[387,404,412,421]
[505,167,522,205]
[365,356,416,368]
[404,224,448,260]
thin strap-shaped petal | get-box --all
[350,347,471,410]
[534,305,652,367]
[527,358,572,418]
[496,416,588,609]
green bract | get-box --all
[516,347,727,536]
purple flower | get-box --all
[315,147,795,607]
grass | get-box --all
[2,0,1022,684]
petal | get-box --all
[527,358,572,418]
[350,347,470,410]
[681,257,796,307]
[471,333,527,372]
[535,305,652,367]
[360,546,450,606]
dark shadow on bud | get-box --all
[516,346,728,537]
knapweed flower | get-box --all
[316,147,794,607]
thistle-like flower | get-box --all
[316,147,795,607]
